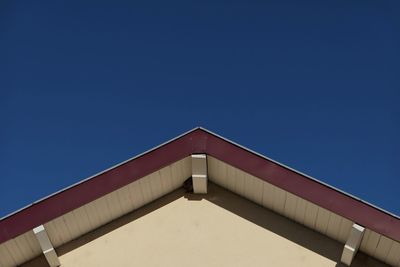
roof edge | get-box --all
[0,127,201,222]
[1,127,399,244]
[201,127,400,221]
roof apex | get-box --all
[1,128,399,244]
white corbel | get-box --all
[341,223,365,266]
[191,154,208,194]
[33,225,60,267]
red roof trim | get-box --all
[1,128,399,244]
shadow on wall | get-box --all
[22,182,388,267]
[21,190,183,267]
[200,183,389,267]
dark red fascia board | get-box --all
[1,128,399,244]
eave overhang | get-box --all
[1,127,399,245]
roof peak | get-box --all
[1,128,399,245]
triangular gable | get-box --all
[1,127,399,246]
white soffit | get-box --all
[1,154,400,267]
[44,157,191,248]
[0,231,41,267]
[0,157,192,267]
[207,155,400,267]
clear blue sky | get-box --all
[1,1,399,218]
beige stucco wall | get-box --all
[23,183,389,267]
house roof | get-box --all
[1,127,399,248]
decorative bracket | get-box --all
[33,225,60,267]
[341,223,365,266]
[191,154,208,194]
